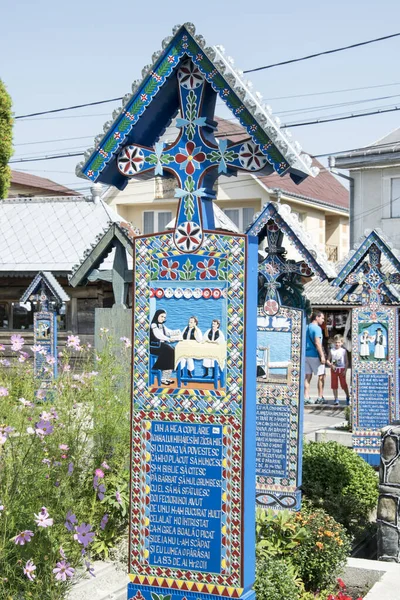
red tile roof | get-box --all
[10,170,80,196]
[216,117,349,211]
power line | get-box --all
[243,32,400,73]
[266,81,400,102]
[13,32,400,122]
[15,97,123,120]
[283,105,400,128]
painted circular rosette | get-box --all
[183,288,192,299]
[212,289,222,299]
[164,288,174,299]
[202,288,212,299]
[117,145,145,175]
[193,288,202,299]
[173,220,203,252]
[173,288,183,299]
[155,289,164,299]
[264,298,279,316]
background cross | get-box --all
[116,58,274,252]
[340,243,400,305]
[257,221,312,315]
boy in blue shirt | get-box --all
[304,311,326,404]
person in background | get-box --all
[304,311,326,404]
[327,335,350,406]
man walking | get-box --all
[304,311,326,404]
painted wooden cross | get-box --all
[339,243,400,308]
[258,220,312,315]
[116,58,272,253]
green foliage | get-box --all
[179,258,196,280]
[293,507,351,591]
[255,507,351,594]
[302,441,378,537]
[256,508,307,560]
[255,557,302,600]
[0,335,131,598]
[0,79,13,199]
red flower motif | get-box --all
[197,258,217,280]
[140,94,148,102]
[175,141,206,176]
[160,259,179,280]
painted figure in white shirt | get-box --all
[180,316,203,377]
[203,319,225,377]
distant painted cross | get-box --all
[116,58,272,253]
[258,221,312,315]
[340,243,400,308]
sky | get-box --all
[2,0,400,195]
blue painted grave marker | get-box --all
[333,232,400,464]
[247,203,334,510]
[77,22,316,600]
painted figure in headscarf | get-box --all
[150,309,175,385]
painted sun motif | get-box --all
[173,220,203,252]
[238,142,268,171]
[117,146,145,175]
[177,59,204,90]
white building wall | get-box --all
[351,165,400,247]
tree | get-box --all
[0,79,13,199]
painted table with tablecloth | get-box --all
[174,340,226,388]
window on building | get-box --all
[223,207,255,232]
[0,303,9,328]
[12,303,34,330]
[143,211,173,234]
[391,178,400,218]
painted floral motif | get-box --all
[174,221,203,252]
[175,141,206,175]
[159,259,179,280]
[117,146,145,175]
[238,142,268,171]
[264,298,279,316]
[177,60,204,89]
[207,139,239,174]
[197,258,218,279]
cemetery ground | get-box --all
[0,336,380,600]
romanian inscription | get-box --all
[357,373,390,429]
[256,404,290,479]
[149,421,223,573]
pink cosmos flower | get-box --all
[13,530,34,545]
[53,560,75,581]
[0,344,5,351]
[46,355,56,365]
[23,559,36,581]
[31,344,45,353]
[35,420,54,436]
[101,461,110,470]
[63,364,71,372]
[19,398,34,407]
[59,444,69,451]
[95,469,104,479]
[74,523,95,548]
[34,507,53,528]
[116,491,122,505]
[10,334,24,351]
[65,511,77,532]
[67,335,81,350]
[120,336,132,349]
[0,387,9,397]
[0,425,14,445]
